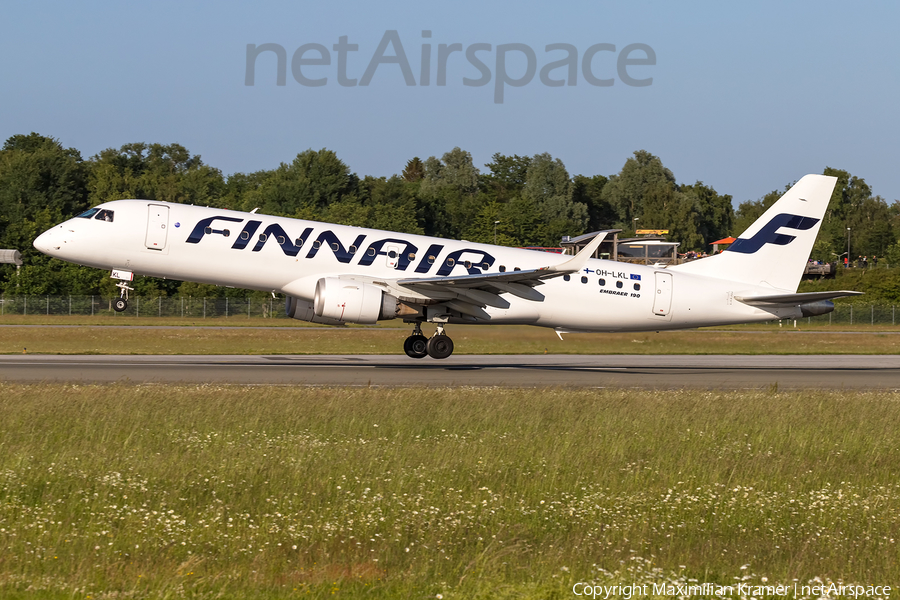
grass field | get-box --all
[2,321,900,355]
[2,313,900,330]
[0,384,897,598]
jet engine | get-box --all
[799,300,835,317]
[285,295,345,325]
[313,278,399,324]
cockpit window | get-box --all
[95,209,114,222]
[76,208,100,219]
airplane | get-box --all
[33,173,861,359]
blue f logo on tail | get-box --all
[727,213,819,254]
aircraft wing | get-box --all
[386,231,610,318]
[734,290,863,307]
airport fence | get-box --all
[803,303,898,326]
[0,295,286,319]
[0,295,898,325]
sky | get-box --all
[2,1,898,207]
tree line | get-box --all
[1,132,898,298]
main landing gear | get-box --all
[403,323,454,360]
[113,280,133,312]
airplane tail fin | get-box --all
[671,174,837,291]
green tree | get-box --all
[572,174,614,231]
[482,153,531,203]
[811,168,897,262]
[680,182,734,249]
[238,149,358,218]
[601,150,676,226]
[0,134,90,291]
[221,170,271,211]
[521,153,587,246]
[417,148,481,238]
[401,157,424,182]
[358,175,423,234]
[88,142,225,207]
[0,133,88,240]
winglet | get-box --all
[546,231,608,273]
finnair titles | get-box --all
[34,174,861,359]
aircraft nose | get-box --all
[33,225,64,256]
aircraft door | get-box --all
[145,204,169,250]
[652,272,673,318]
[385,244,401,269]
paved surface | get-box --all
[1,354,898,389]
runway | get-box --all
[1,354,898,389]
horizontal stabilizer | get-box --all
[735,290,863,307]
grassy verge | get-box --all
[2,324,900,355]
[1,313,899,331]
[0,384,897,598]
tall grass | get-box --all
[0,385,897,598]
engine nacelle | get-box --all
[285,295,345,325]
[313,278,398,324]
[800,299,835,317]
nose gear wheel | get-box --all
[113,279,133,312]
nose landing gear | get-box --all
[113,280,133,312]
[403,322,454,359]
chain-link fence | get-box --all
[813,303,898,325]
[0,295,897,325]
[0,296,285,319]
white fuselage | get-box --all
[33,199,803,331]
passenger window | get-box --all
[349,245,357,254]
[313,240,321,249]
[513,267,521,271]
[464,260,472,269]
[634,283,641,291]
[563,275,571,281]
[295,238,304,247]
[259,234,267,242]
[581,276,588,283]
[277,235,285,244]
[388,250,398,258]
[408,252,416,261]
[223,229,230,237]
[428,255,435,264]
[367,247,376,256]
[241,231,250,241]
[599,278,606,286]
[616,281,623,289]
[447,258,455,266]
[499,265,506,272]
[77,208,100,219]
[482,262,490,270]
[95,210,114,222]
[331,243,339,251]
